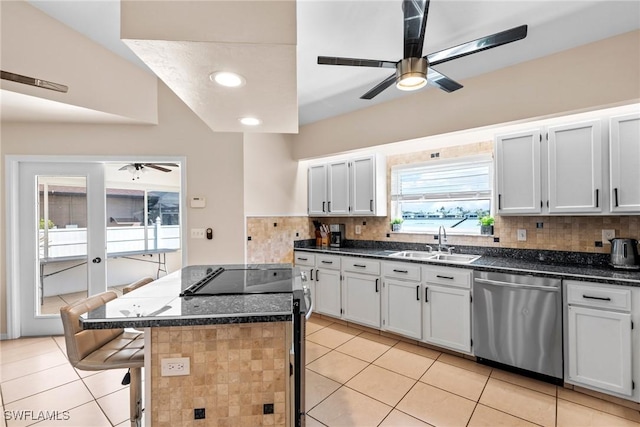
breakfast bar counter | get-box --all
[80,265,304,427]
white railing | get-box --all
[39,225,181,258]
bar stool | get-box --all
[60,291,144,427]
[122,277,154,295]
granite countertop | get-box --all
[80,265,294,329]
[294,246,640,287]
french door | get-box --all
[18,162,106,336]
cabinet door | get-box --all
[495,130,542,214]
[382,278,421,340]
[314,268,341,318]
[351,156,375,215]
[308,164,327,215]
[423,285,471,353]
[342,273,380,328]
[327,161,350,215]
[548,120,603,213]
[567,305,632,396]
[610,113,640,213]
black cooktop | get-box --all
[180,266,294,297]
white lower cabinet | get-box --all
[342,272,380,328]
[565,280,638,400]
[422,266,472,353]
[382,278,421,339]
[567,305,632,395]
[314,268,341,318]
[341,257,381,328]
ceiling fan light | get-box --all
[397,75,427,91]
[210,71,245,88]
[396,57,428,91]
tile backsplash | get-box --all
[246,141,638,263]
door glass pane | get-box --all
[38,176,88,316]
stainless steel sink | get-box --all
[388,250,434,260]
[427,253,481,264]
[388,251,481,264]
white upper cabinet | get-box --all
[610,113,640,213]
[308,164,327,216]
[327,161,350,215]
[548,120,603,213]
[350,155,387,216]
[495,117,615,215]
[495,130,542,214]
[308,154,386,217]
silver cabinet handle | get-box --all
[475,278,560,292]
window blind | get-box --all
[392,158,492,201]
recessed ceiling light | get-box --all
[209,71,245,88]
[239,117,261,126]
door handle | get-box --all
[375,278,379,293]
[92,257,102,264]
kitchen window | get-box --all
[390,155,493,234]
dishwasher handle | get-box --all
[474,277,560,292]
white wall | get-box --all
[1,82,245,334]
[243,132,307,216]
[1,1,158,124]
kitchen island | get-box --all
[81,264,305,427]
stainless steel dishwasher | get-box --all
[473,271,563,382]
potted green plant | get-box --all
[479,216,494,235]
[391,218,403,232]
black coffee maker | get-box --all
[329,224,346,247]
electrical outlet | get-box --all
[355,225,361,235]
[602,229,615,243]
[190,228,205,239]
[161,357,190,376]
[517,229,527,241]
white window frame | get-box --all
[391,154,493,235]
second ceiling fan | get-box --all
[317,0,528,99]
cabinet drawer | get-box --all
[293,252,315,267]
[424,266,472,289]
[342,257,380,275]
[316,254,341,270]
[382,261,421,282]
[566,281,631,311]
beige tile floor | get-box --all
[1,315,639,426]
[305,316,640,427]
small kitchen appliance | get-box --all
[609,238,640,270]
[329,224,346,247]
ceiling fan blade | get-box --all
[427,25,528,67]
[360,73,397,100]
[318,56,397,69]
[1,70,68,93]
[403,0,430,58]
[148,163,179,167]
[427,68,463,93]
[144,164,172,172]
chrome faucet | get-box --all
[438,225,447,252]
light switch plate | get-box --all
[602,229,615,243]
[517,229,527,241]
[191,228,205,239]
[355,225,361,235]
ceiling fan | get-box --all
[119,163,179,180]
[317,0,528,99]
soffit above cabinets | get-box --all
[120,0,298,134]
